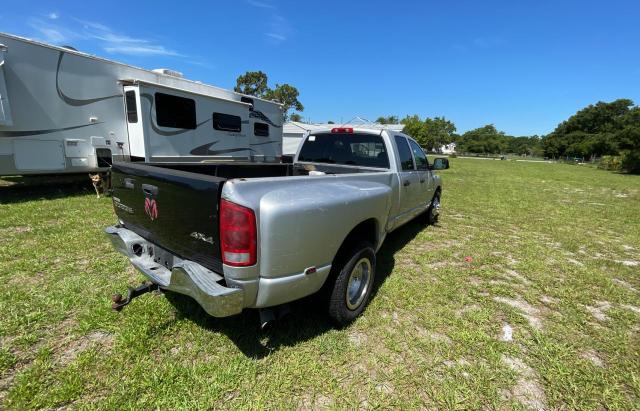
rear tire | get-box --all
[327,242,376,326]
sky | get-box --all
[1,0,639,136]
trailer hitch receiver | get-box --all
[111,281,159,311]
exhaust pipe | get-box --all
[259,308,276,331]
[258,304,291,330]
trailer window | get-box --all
[254,122,269,137]
[213,113,242,132]
[125,91,138,123]
[155,93,197,129]
[298,133,390,168]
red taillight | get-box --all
[331,127,353,133]
[219,199,257,267]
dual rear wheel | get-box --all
[326,190,441,326]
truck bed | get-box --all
[110,162,297,273]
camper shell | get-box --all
[0,32,283,176]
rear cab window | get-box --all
[298,132,390,168]
[394,135,415,171]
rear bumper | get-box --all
[105,225,244,317]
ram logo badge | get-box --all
[144,198,158,221]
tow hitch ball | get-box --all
[111,281,159,311]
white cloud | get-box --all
[48,12,59,20]
[245,1,292,45]
[38,27,66,43]
[265,13,292,45]
[27,16,183,57]
[247,0,275,9]
[104,45,181,57]
[266,32,286,42]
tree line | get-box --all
[375,99,640,172]
[376,115,543,157]
[233,71,639,172]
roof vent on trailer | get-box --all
[152,68,184,78]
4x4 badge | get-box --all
[144,198,158,220]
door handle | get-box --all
[403,180,411,187]
[142,184,158,196]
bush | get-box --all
[620,150,640,174]
[599,155,622,171]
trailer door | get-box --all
[123,86,145,160]
[0,44,13,126]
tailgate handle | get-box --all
[123,178,135,189]
[142,184,158,196]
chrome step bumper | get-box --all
[105,225,244,317]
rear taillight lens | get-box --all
[219,199,257,266]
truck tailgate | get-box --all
[110,162,225,273]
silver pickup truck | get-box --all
[106,127,449,325]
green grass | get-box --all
[1,159,639,409]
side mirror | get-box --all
[432,157,450,170]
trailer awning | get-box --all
[119,79,253,108]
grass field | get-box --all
[1,159,639,410]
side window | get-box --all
[408,139,429,170]
[155,93,196,129]
[213,113,242,132]
[394,135,415,171]
[254,122,269,137]
[125,90,138,123]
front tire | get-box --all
[328,242,376,326]
[426,190,441,225]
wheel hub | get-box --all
[346,258,372,310]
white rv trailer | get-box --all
[0,32,284,176]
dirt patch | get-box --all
[415,326,452,345]
[585,301,611,322]
[455,304,480,317]
[426,261,457,270]
[348,331,368,347]
[297,393,333,410]
[539,295,558,306]
[375,381,395,395]
[0,226,32,235]
[502,355,548,410]
[612,279,638,293]
[566,258,584,267]
[580,350,604,367]
[502,269,532,286]
[505,255,519,266]
[621,304,640,315]
[493,296,543,330]
[55,331,115,365]
[614,260,639,267]
[443,358,470,368]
